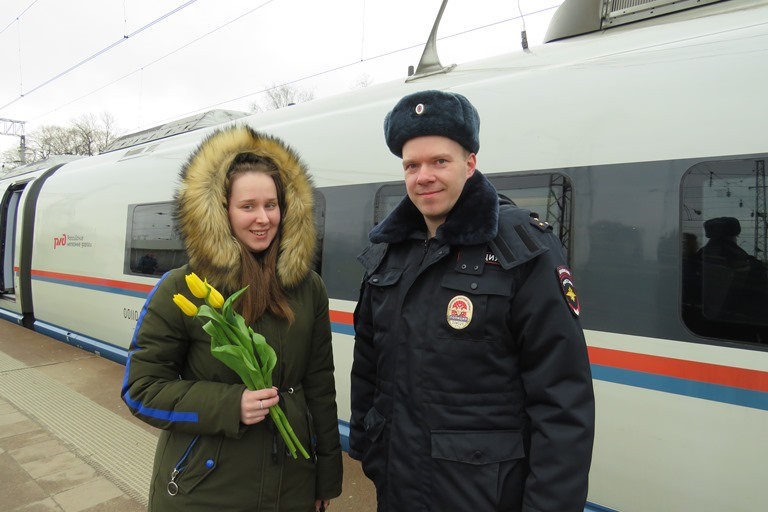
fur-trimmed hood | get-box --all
[369,170,499,246]
[174,125,315,292]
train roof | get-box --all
[544,0,729,42]
[25,0,764,189]
[0,155,83,180]
[103,109,248,153]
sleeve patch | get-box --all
[557,265,580,317]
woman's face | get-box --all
[227,171,281,253]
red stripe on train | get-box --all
[31,269,155,293]
[330,310,354,325]
[588,346,768,392]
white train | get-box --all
[1,1,766,510]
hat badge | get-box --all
[414,103,425,115]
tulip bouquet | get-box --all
[173,273,309,459]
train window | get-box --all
[373,183,406,225]
[681,159,768,344]
[125,193,325,278]
[490,173,572,258]
[372,173,573,259]
[125,202,187,277]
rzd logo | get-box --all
[53,234,67,249]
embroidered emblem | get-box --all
[415,103,425,115]
[447,295,473,329]
[557,266,580,317]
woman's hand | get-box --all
[240,387,279,425]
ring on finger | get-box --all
[259,400,263,410]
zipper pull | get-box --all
[167,468,180,496]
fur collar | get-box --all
[369,170,499,245]
[174,125,315,292]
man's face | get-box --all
[402,136,476,236]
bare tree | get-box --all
[351,73,374,89]
[3,112,124,165]
[71,112,121,156]
[250,83,315,113]
[1,143,29,170]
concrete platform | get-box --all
[0,320,375,511]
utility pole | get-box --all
[1,118,26,164]
[545,174,572,253]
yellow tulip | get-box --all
[185,273,208,299]
[206,281,225,309]
[173,293,199,317]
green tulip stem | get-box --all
[269,406,298,458]
[273,405,310,459]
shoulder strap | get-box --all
[489,204,551,270]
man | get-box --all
[349,89,595,511]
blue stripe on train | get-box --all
[31,274,148,298]
[592,364,768,411]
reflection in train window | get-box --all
[126,202,187,276]
[373,172,573,260]
[681,159,768,344]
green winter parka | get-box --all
[121,126,343,511]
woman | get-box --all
[122,125,342,511]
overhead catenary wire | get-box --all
[14,2,560,132]
[0,0,40,37]
[0,0,201,111]
[27,0,278,123]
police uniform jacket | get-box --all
[122,127,342,511]
[350,170,595,512]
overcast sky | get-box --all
[0,0,563,157]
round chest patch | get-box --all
[446,295,473,329]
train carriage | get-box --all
[1,1,767,510]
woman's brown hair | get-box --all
[226,153,294,325]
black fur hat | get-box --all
[383,89,480,157]
[704,217,741,238]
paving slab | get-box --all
[0,317,377,511]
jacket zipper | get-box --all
[420,237,431,265]
[167,435,200,496]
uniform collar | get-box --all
[369,170,499,246]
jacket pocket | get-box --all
[164,433,225,496]
[368,268,403,288]
[430,430,525,511]
[438,268,515,343]
[361,407,389,492]
[367,268,405,340]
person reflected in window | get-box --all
[688,217,768,342]
[138,252,158,274]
